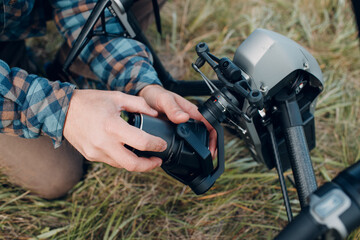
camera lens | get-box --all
[128,114,212,183]
[129,113,180,164]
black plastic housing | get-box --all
[239,71,318,171]
[129,114,216,194]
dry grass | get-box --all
[1,0,360,239]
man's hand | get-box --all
[138,85,217,156]
[63,89,167,172]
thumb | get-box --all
[119,93,158,117]
[160,96,190,124]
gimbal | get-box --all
[62,0,360,239]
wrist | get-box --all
[138,84,163,97]
[63,89,80,139]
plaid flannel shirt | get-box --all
[0,0,161,147]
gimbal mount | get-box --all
[190,28,324,221]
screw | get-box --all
[260,85,269,93]
[177,124,190,138]
[303,62,309,70]
[258,109,266,118]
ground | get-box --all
[1,0,360,239]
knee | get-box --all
[34,161,84,200]
[0,135,85,200]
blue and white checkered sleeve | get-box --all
[52,0,162,95]
[0,59,75,147]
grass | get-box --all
[1,0,360,239]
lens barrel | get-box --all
[129,114,181,164]
[129,114,212,186]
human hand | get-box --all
[63,89,167,172]
[138,85,217,156]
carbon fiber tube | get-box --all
[284,126,317,208]
[267,123,293,222]
[276,91,318,208]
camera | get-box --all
[128,113,224,195]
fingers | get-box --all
[150,90,218,158]
[170,94,218,157]
[209,129,217,157]
[85,122,164,172]
[158,91,207,126]
[107,117,167,152]
[138,85,218,160]
[64,89,166,173]
[107,146,162,172]
[120,125,167,152]
[157,92,190,124]
[120,149,162,172]
[99,143,162,172]
[118,93,158,117]
[173,94,204,121]
[138,85,191,124]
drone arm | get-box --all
[276,92,318,208]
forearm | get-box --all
[52,0,162,94]
[0,59,75,147]
[84,37,161,94]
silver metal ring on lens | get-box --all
[139,114,144,130]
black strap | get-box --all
[352,0,360,38]
[151,0,162,35]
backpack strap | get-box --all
[151,0,162,34]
